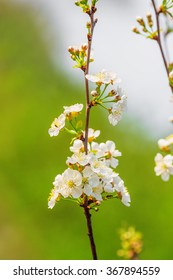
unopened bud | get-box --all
[169,71,173,86]
[158,4,167,15]
[68,46,75,54]
[91,90,98,96]
[146,12,153,28]
[131,26,140,34]
[136,16,145,27]
[86,22,91,29]
[169,71,173,80]
[81,44,88,52]
[108,89,116,96]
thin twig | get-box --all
[83,8,98,260]
[83,197,98,260]
[151,0,173,93]
[151,0,169,75]
[84,12,97,153]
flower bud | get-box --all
[68,46,75,54]
[146,12,153,28]
[136,16,145,27]
[108,89,116,96]
[169,71,173,80]
[169,71,173,86]
[86,22,91,29]
[91,90,98,96]
[80,44,88,52]
[131,26,140,34]
[158,4,167,15]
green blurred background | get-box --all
[1,0,173,260]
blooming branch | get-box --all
[132,0,173,182]
[48,0,131,260]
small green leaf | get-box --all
[76,120,83,130]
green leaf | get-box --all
[76,120,83,130]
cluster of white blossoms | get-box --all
[48,129,131,209]
[154,134,173,181]
[86,69,127,126]
[48,70,130,209]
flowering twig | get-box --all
[48,0,130,260]
[82,5,98,260]
[132,1,173,91]
[132,1,173,181]
[151,0,170,77]
[84,7,97,153]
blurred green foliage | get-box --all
[0,0,173,260]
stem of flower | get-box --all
[83,8,98,260]
[151,0,173,93]
[99,84,108,99]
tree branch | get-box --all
[151,0,173,93]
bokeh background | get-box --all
[1,0,173,260]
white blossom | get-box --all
[90,157,116,179]
[48,113,66,137]
[99,140,121,168]
[90,142,104,158]
[158,138,170,150]
[91,184,103,201]
[66,152,90,166]
[83,128,100,142]
[70,139,85,153]
[121,189,131,207]
[63,103,83,116]
[48,187,60,209]
[82,166,99,196]
[113,176,131,206]
[154,153,173,181]
[108,95,127,126]
[102,176,115,193]
[62,168,82,198]
[116,86,125,97]
[86,69,121,85]
[158,135,173,150]
[90,157,109,175]
[53,169,82,198]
